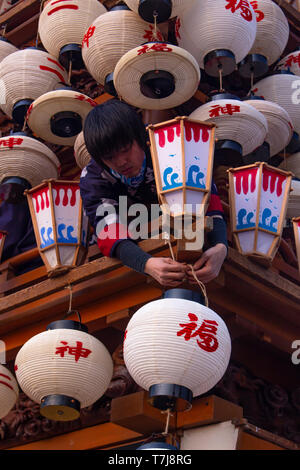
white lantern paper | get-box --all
[26,180,89,276]
[279,152,300,179]
[252,73,300,136]
[123,290,231,411]
[14,321,113,421]
[0,0,14,15]
[38,0,106,68]
[286,180,300,220]
[292,217,300,274]
[0,38,18,63]
[147,117,215,217]
[228,163,293,261]
[175,0,257,76]
[239,0,289,78]
[0,364,19,419]
[276,51,300,77]
[74,131,91,169]
[0,230,7,263]
[190,98,268,159]
[124,0,196,23]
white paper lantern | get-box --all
[239,0,289,78]
[14,320,113,421]
[0,48,68,124]
[175,0,257,76]
[124,0,196,23]
[189,98,268,165]
[244,99,293,157]
[124,289,231,411]
[252,73,300,136]
[279,153,300,179]
[276,50,300,77]
[0,364,19,419]
[74,131,91,169]
[38,0,106,69]
[81,8,163,91]
[114,42,200,110]
[0,38,18,63]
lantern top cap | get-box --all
[46,319,88,333]
[163,288,205,305]
[25,179,80,195]
[146,116,216,131]
[227,162,294,177]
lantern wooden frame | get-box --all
[26,179,89,277]
[0,230,7,263]
[292,217,300,274]
[228,162,293,264]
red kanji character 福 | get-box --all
[55,340,92,362]
[225,0,253,21]
[177,313,199,341]
[0,137,23,148]
[209,104,240,118]
[82,25,96,48]
[137,43,172,55]
[191,319,219,352]
[250,1,264,22]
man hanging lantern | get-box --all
[81,6,163,95]
[292,217,300,274]
[26,180,90,276]
[123,288,231,412]
[239,0,289,79]
[14,313,113,421]
[113,42,200,110]
[276,50,300,77]
[123,0,196,23]
[0,364,19,419]
[175,0,256,78]
[228,162,293,263]
[38,0,106,70]
[0,48,68,125]
[74,131,91,169]
[189,96,268,167]
[26,89,97,146]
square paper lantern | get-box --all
[26,180,89,276]
[147,117,215,218]
[292,217,300,274]
[0,230,7,263]
[228,163,293,262]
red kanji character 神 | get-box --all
[225,0,253,22]
[143,24,163,43]
[250,1,264,22]
[82,25,96,48]
[0,137,23,148]
[285,54,300,69]
[209,103,240,118]
[55,340,92,362]
[177,313,199,341]
[191,319,219,352]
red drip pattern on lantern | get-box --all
[262,169,286,197]
[53,184,79,207]
[156,123,181,148]
[82,26,96,48]
[48,4,79,16]
[55,341,92,362]
[0,373,13,391]
[234,168,258,195]
[143,25,163,42]
[209,103,241,118]
[0,137,23,148]
[137,43,173,55]
[75,94,97,107]
[185,122,210,143]
[249,1,264,22]
[39,65,66,84]
[297,221,300,228]
[177,313,219,353]
[284,53,300,69]
[31,187,50,214]
[225,0,253,22]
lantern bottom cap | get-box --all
[50,111,82,138]
[286,131,300,154]
[148,383,193,412]
[204,49,235,78]
[239,54,268,79]
[104,73,117,97]
[40,394,80,422]
[59,44,83,71]
[138,0,172,23]
[140,69,175,100]
[214,140,243,167]
[12,99,33,125]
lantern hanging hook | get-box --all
[1,24,7,38]
[153,12,159,41]
[63,284,83,324]
[161,408,173,435]
[218,65,224,93]
[68,60,73,86]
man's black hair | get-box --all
[83,99,148,165]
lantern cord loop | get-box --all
[22,116,27,133]
[161,408,172,435]
[1,24,7,38]
[218,66,224,93]
[35,0,46,47]
[68,60,73,86]
[153,13,159,41]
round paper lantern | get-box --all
[38,0,106,69]
[175,0,257,77]
[0,48,68,124]
[14,319,113,421]
[276,50,300,77]
[279,153,300,179]
[239,0,289,78]
[124,0,196,23]
[252,72,300,137]
[0,365,19,419]
[189,96,268,166]
[123,289,231,411]
[74,131,91,169]
[26,89,97,146]
[0,134,60,189]
[243,98,293,159]
[81,7,163,93]
[0,37,18,63]
[114,42,200,110]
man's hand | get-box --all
[186,243,227,284]
[144,257,187,287]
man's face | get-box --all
[102,141,145,177]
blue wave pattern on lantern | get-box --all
[258,208,278,233]
[57,224,78,243]
[236,208,256,230]
[162,167,182,190]
[186,165,205,188]
[40,226,54,248]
